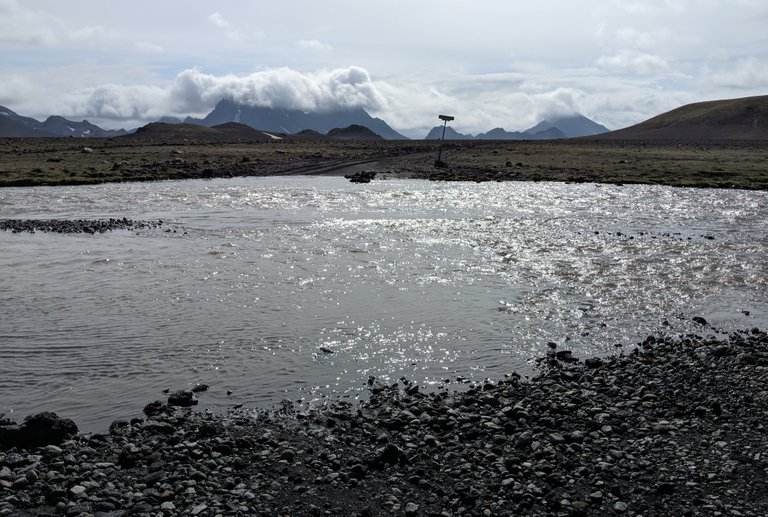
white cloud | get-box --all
[0,2,111,48]
[78,84,169,120]
[706,57,768,89]
[296,39,333,52]
[207,11,263,41]
[70,25,107,43]
[0,0,63,45]
[166,66,386,115]
[134,41,163,54]
[597,50,673,75]
[207,12,231,30]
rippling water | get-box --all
[1,177,766,431]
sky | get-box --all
[1,0,766,138]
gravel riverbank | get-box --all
[1,329,767,516]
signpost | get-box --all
[435,114,454,168]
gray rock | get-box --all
[168,390,198,407]
[0,412,78,449]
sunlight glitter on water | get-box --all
[1,177,766,430]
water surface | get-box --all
[1,177,766,431]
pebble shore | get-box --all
[1,329,767,516]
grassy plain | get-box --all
[1,136,766,190]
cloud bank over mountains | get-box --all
[7,65,604,138]
[169,66,386,114]
[57,67,390,130]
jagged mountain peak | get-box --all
[187,99,408,140]
[0,105,126,138]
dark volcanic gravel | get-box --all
[0,218,163,234]
[1,329,767,516]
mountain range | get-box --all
[0,106,127,138]
[2,94,767,141]
[425,114,609,140]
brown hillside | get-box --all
[596,95,768,141]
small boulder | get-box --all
[143,400,168,417]
[0,412,78,450]
[584,357,603,368]
[109,419,130,434]
[168,390,198,407]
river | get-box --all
[1,177,766,431]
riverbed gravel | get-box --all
[1,329,766,516]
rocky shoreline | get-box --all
[0,218,164,234]
[1,329,767,516]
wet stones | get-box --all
[0,217,164,234]
[1,329,767,515]
[345,170,376,183]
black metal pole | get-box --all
[435,115,453,168]
[437,119,448,164]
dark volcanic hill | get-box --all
[187,99,408,140]
[127,122,280,143]
[292,129,329,141]
[326,124,383,140]
[595,95,768,141]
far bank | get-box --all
[1,138,766,190]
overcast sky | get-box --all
[1,0,766,137]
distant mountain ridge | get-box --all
[184,99,408,140]
[593,95,768,141]
[4,95,766,141]
[425,114,608,140]
[0,105,126,138]
[525,115,609,138]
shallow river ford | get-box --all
[1,177,766,431]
